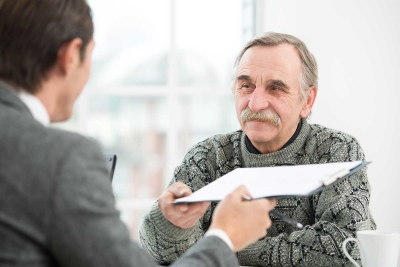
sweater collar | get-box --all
[245,119,303,154]
[240,118,311,168]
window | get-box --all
[54,0,255,240]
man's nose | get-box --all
[248,87,269,112]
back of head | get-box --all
[235,32,318,97]
[0,0,94,93]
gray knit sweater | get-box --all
[139,119,376,266]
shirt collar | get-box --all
[17,90,50,127]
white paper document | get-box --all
[173,161,366,204]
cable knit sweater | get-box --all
[139,119,376,267]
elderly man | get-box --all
[139,32,376,266]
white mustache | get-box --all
[240,107,281,126]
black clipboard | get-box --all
[271,161,370,199]
[173,161,371,204]
[104,154,117,181]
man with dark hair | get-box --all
[0,0,94,93]
[0,1,276,266]
[139,33,377,266]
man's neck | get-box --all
[33,77,67,123]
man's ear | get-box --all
[300,86,317,118]
[55,38,83,76]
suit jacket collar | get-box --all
[0,80,33,118]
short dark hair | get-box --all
[0,0,94,93]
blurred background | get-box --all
[54,0,400,245]
[54,0,254,239]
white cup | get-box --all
[342,230,400,267]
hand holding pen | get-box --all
[242,194,304,230]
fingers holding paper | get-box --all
[209,185,276,252]
[159,182,276,252]
[158,182,210,229]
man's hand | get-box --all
[158,182,210,229]
[209,185,276,252]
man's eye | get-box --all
[240,83,251,89]
[271,87,281,91]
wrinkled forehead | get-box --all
[236,44,302,77]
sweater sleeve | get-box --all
[236,136,376,266]
[139,143,216,265]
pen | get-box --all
[269,210,304,230]
[242,194,304,230]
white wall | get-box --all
[258,0,400,231]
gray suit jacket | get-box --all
[0,81,239,267]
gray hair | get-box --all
[234,32,318,99]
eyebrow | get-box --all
[236,76,289,90]
[267,79,289,90]
[236,75,252,83]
